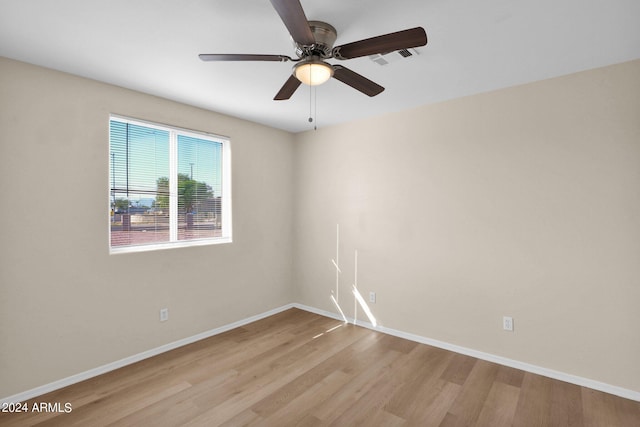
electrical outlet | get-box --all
[160,308,169,322]
[503,316,513,332]
[369,291,376,304]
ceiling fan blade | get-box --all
[274,75,302,100]
[199,54,291,62]
[269,0,315,46]
[333,27,427,60]
[332,65,384,97]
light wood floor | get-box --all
[2,308,639,426]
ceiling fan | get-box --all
[199,0,427,100]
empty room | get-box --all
[1,0,639,425]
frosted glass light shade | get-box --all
[294,60,334,86]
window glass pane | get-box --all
[177,134,223,241]
[109,120,170,248]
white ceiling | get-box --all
[1,0,639,133]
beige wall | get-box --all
[293,60,640,392]
[0,57,295,398]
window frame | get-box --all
[108,114,232,254]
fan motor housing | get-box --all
[294,20,337,58]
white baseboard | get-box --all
[3,302,638,404]
[292,303,640,402]
[0,304,296,405]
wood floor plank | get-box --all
[308,346,404,422]
[255,369,352,426]
[444,359,500,425]
[357,408,407,426]
[495,364,525,388]
[39,379,191,427]
[309,361,397,423]
[582,387,640,427]
[1,308,639,427]
[111,398,201,427]
[249,328,369,418]
[474,381,520,427]
[512,372,554,426]
[327,373,406,426]
[106,370,238,427]
[549,379,584,426]
[440,352,477,386]
[293,413,327,427]
[385,345,454,419]
[217,408,263,427]
[412,380,461,426]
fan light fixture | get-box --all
[294,58,334,86]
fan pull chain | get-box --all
[308,79,313,125]
[306,69,317,130]
[307,85,317,130]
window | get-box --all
[109,115,231,253]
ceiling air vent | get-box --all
[369,48,419,66]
